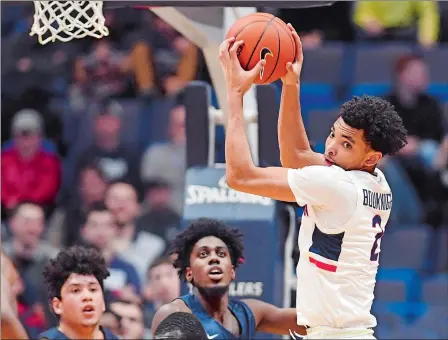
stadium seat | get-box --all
[422,273,448,305]
[372,301,427,324]
[380,224,432,271]
[386,324,440,339]
[374,280,407,303]
[376,268,420,302]
[300,84,337,110]
[300,43,346,109]
[302,43,346,84]
[373,310,405,338]
[379,158,423,225]
[435,228,448,273]
[423,44,448,85]
[306,109,339,143]
[353,44,413,84]
[411,305,448,338]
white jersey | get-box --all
[287,165,392,330]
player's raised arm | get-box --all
[219,37,296,202]
[243,299,306,336]
[278,25,324,169]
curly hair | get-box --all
[43,246,110,300]
[169,218,244,281]
[340,95,407,155]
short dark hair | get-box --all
[340,95,407,155]
[154,312,208,340]
[43,246,110,300]
[169,218,244,281]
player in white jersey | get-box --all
[219,23,408,339]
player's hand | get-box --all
[281,24,303,86]
[219,37,266,95]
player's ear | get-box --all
[52,297,62,316]
[231,266,235,280]
[185,267,193,282]
[364,151,382,168]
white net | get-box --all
[30,1,109,45]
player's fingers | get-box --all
[290,30,303,62]
[286,62,293,72]
[249,59,266,80]
[287,23,296,33]
[219,37,235,61]
[229,40,244,59]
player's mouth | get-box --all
[208,266,224,281]
[82,305,96,317]
[324,157,335,166]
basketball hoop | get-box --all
[30,1,109,45]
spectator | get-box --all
[72,38,138,101]
[136,179,180,246]
[353,1,440,48]
[102,298,151,339]
[79,202,141,302]
[385,54,446,213]
[105,182,165,281]
[1,110,61,216]
[2,202,59,332]
[143,257,180,329]
[48,163,108,247]
[141,105,186,214]
[144,15,200,96]
[76,101,140,190]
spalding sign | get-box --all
[186,174,272,206]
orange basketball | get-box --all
[225,13,296,85]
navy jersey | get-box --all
[179,293,256,339]
[39,326,118,340]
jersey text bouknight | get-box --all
[362,189,392,211]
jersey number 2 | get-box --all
[370,215,384,262]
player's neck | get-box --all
[58,322,103,340]
[195,288,229,319]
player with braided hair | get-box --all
[152,218,305,339]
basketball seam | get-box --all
[244,16,276,71]
[273,19,296,60]
[263,24,281,84]
[233,20,272,47]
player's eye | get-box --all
[218,250,226,257]
[343,142,352,149]
[90,287,98,292]
[329,131,335,138]
[199,251,208,258]
[72,288,80,293]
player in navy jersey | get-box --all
[38,246,118,340]
[151,218,306,339]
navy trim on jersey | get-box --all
[309,226,344,262]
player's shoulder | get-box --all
[292,164,350,182]
[155,298,191,318]
[151,298,192,333]
[38,327,65,340]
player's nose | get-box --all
[208,254,220,265]
[81,289,94,301]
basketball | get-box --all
[225,13,296,85]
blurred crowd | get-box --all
[1,1,448,338]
